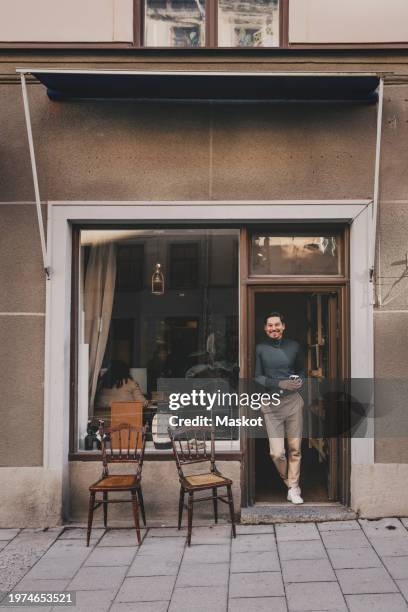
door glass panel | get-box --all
[218,0,279,48]
[250,234,340,275]
[145,0,205,47]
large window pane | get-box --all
[145,0,205,47]
[77,229,239,452]
[218,0,279,47]
[250,234,340,275]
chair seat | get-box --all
[89,475,140,491]
[184,472,230,488]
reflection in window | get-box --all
[77,229,239,452]
[251,235,340,275]
[218,0,279,47]
[145,0,205,47]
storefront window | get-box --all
[218,0,279,47]
[250,234,340,275]
[145,0,206,47]
[76,228,239,452]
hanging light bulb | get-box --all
[151,263,165,295]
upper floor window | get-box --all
[218,0,279,48]
[145,0,206,47]
[144,0,280,47]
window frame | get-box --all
[69,223,242,460]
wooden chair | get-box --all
[168,426,236,546]
[87,420,147,546]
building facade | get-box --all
[1,0,408,527]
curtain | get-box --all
[84,242,116,414]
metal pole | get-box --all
[369,77,384,304]
[20,72,50,278]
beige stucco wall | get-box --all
[0,0,133,43]
[290,0,408,44]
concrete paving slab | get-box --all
[401,519,408,530]
[176,562,229,587]
[282,558,336,583]
[235,524,275,535]
[183,543,230,564]
[169,586,227,612]
[320,530,370,550]
[360,519,407,539]
[97,529,146,547]
[229,572,285,598]
[396,579,408,601]
[231,550,280,573]
[275,523,320,542]
[184,525,232,545]
[145,527,185,538]
[51,589,117,612]
[0,606,52,612]
[84,546,136,567]
[327,547,382,569]
[23,557,88,581]
[128,555,180,577]
[286,582,347,611]
[278,539,327,561]
[231,533,277,553]
[68,565,128,591]
[382,556,408,579]
[13,579,69,592]
[59,528,105,540]
[369,537,408,557]
[318,521,360,532]
[116,575,176,602]
[0,528,63,593]
[136,537,185,557]
[0,542,9,552]
[228,596,287,611]
[336,567,398,595]
[345,593,408,612]
[111,603,168,612]
[0,530,19,541]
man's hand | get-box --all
[279,378,303,391]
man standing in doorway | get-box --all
[255,312,305,504]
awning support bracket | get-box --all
[369,77,384,304]
[20,73,50,279]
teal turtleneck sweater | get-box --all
[255,336,305,390]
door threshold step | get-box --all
[241,503,357,524]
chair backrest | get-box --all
[168,426,215,480]
[98,420,147,478]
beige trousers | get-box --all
[262,392,304,489]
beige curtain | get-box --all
[84,243,116,413]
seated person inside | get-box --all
[95,360,148,412]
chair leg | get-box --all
[137,486,146,527]
[212,487,218,524]
[87,492,95,547]
[227,485,236,538]
[178,486,185,530]
[103,492,108,528]
[187,491,194,547]
[131,491,142,545]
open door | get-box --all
[306,292,339,501]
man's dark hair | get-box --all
[264,312,285,326]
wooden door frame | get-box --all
[240,227,351,508]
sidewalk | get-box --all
[1,519,408,611]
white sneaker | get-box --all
[287,487,304,504]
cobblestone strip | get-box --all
[0,528,64,597]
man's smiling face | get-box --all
[264,316,285,340]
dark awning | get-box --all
[17,69,380,102]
